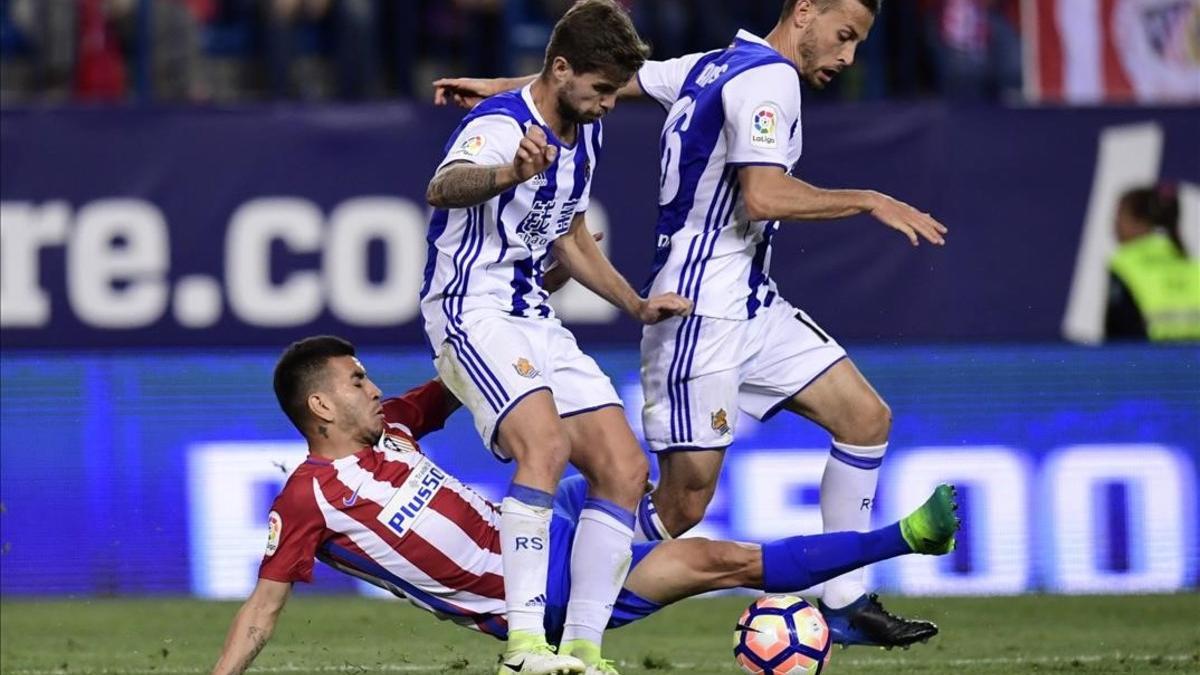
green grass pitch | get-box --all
[2,594,1198,674]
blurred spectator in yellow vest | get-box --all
[1106,184,1200,342]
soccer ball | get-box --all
[733,595,832,675]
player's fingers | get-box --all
[543,145,558,164]
[920,215,947,244]
[913,220,944,245]
[927,213,949,234]
[525,125,548,146]
[915,211,947,236]
[518,138,541,158]
[433,87,447,106]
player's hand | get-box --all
[513,125,557,183]
[867,192,948,247]
[636,293,693,325]
[543,232,604,294]
[432,77,502,109]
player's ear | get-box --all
[307,391,335,424]
[791,0,815,29]
[550,56,573,83]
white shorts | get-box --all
[432,313,623,460]
[640,298,847,452]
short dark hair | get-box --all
[544,0,650,82]
[779,0,881,23]
[273,335,356,433]
[1121,184,1185,255]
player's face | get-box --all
[325,355,385,445]
[557,70,625,124]
[796,0,875,89]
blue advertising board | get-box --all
[2,103,1198,348]
[1,344,1196,598]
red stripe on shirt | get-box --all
[1036,0,1065,102]
[1100,0,1134,102]
[313,465,504,600]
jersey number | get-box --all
[659,97,697,206]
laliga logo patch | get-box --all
[513,357,540,378]
[750,104,779,149]
[711,408,731,435]
[459,135,486,156]
[265,510,282,556]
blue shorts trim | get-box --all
[652,444,728,454]
[760,354,848,422]
[727,161,789,171]
[559,402,624,419]
[487,385,553,460]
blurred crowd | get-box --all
[0,0,1023,104]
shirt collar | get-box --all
[735,29,772,47]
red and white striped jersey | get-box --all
[258,380,509,636]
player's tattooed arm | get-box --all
[427,127,557,209]
[426,162,513,209]
[211,580,291,675]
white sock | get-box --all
[560,498,635,646]
[632,492,672,543]
[501,488,554,637]
[820,440,887,609]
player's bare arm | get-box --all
[738,165,948,246]
[426,126,558,209]
[433,71,646,110]
[543,231,605,293]
[551,213,692,324]
[211,579,291,675]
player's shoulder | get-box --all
[466,90,534,128]
[269,460,326,513]
[726,61,800,92]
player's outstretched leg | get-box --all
[820,484,960,649]
[619,483,960,614]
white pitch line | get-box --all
[826,652,1197,668]
[5,665,446,675]
[6,652,1197,674]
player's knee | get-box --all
[676,493,710,531]
[590,450,648,501]
[695,540,756,587]
[843,396,891,445]
[510,428,572,475]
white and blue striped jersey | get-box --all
[641,30,804,320]
[421,84,601,346]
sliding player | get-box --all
[210,335,959,675]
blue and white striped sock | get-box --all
[560,497,636,646]
[633,491,671,543]
[820,440,887,609]
[501,483,555,637]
